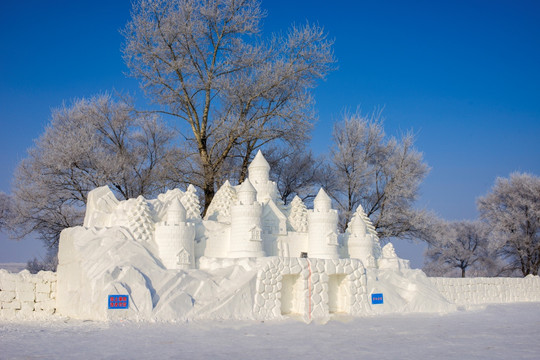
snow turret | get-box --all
[229,178,265,258]
[313,188,332,212]
[308,188,339,259]
[248,151,278,202]
[248,150,270,183]
[167,197,186,224]
[237,178,257,205]
[347,205,377,267]
[154,197,195,270]
[349,207,367,236]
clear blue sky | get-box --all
[1,0,539,266]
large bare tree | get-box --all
[122,0,335,212]
[265,147,324,205]
[478,173,540,276]
[329,110,430,239]
[9,94,177,250]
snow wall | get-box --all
[429,276,540,306]
[0,269,57,320]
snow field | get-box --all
[1,303,539,360]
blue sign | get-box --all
[108,295,129,309]
[371,293,384,305]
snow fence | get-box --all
[428,275,540,306]
[0,269,57,320]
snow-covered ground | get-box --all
[1,303,539,359]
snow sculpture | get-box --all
[55,150,440,323]
[248,150,278,202]
[83,185,119,227]
[204,180,237,222]
[229,179,265,257]
[154,197,195,269]
[308,188,340,259]
[347,205,379,268]
[378,243,410,270]
[126,196,154,242]
[287,196,308,232]
[181,184,202,221]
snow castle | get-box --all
[54,151,457,322]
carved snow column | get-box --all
[307,188,339,259]
[154,197,196,270]
[248,150,278,203]
[229,179,265,258]
[347,206,377,268]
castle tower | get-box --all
[154,197,195,270]
[248,150,278,202]
[347,205,376,267]
[248,150,270,183]
[228,179,265,258]
[167,196,186,224]
[307,188,339,259]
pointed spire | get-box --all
[167,196,186,224]
[313,188,332,212]
[248,150,270,184]
[249,150,270,170]
[238,178,256,193]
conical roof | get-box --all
[313,188,332,210]
[167,196,186,223]
[238,178,256,193]
[248,150,270,170]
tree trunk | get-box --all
[200,148,215,217]
[461,267,466,278]
[202,184,215,218]
[238,142,256,184]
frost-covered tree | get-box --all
[122,0,335,212]
[329,110,429,239]
[9,94,177,250]
[26,252,58,274]
[423,220,491,278]
[478,173,540,276]
[0,192,11,231]
[266,147,324,205]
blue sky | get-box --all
[1,0,539,266]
